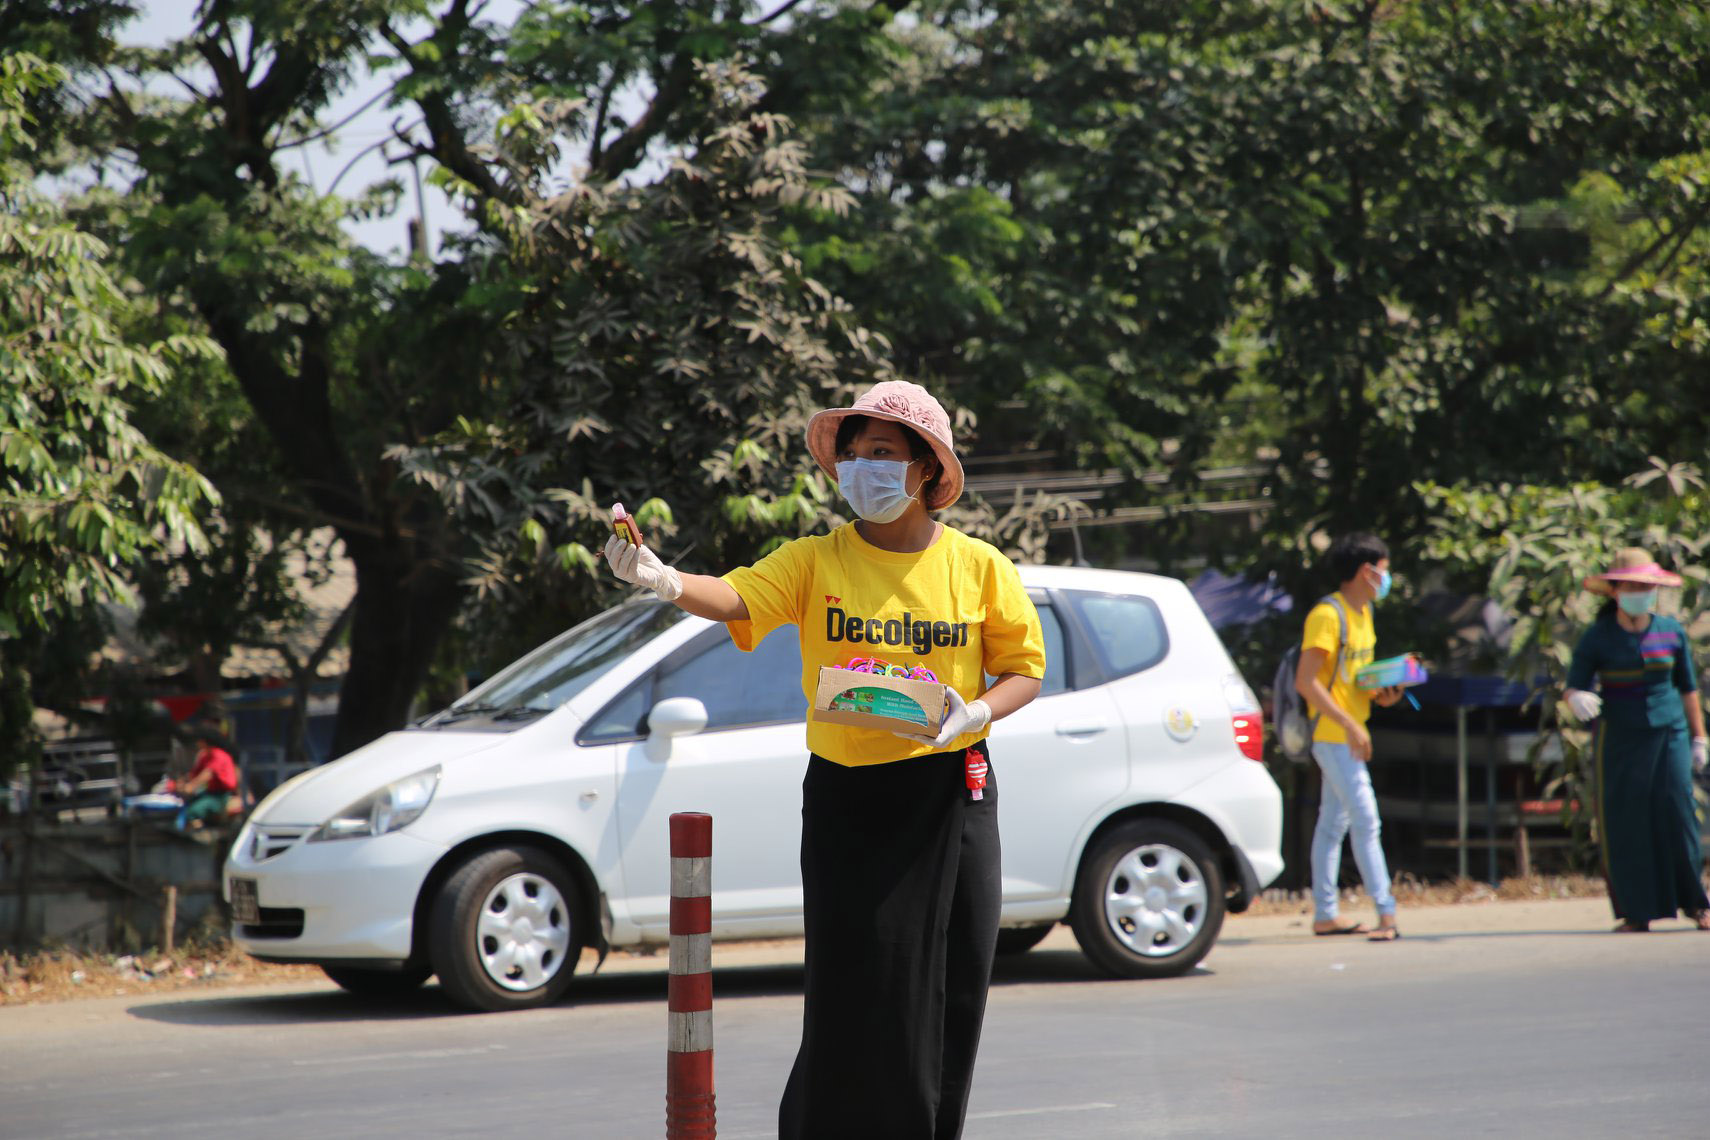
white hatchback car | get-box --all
[225,565,1282,1011]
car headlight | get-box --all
[308,767,441,842]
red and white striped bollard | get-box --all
[667,812,715,1138]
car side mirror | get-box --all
[647,698,709,739]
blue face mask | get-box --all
[1371,567,1392,602]
[1618,590,1656,616]
[837,458,917,524]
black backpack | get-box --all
[1271,595,1347,763]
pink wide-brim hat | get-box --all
[805,380,965,511]
[1584,547,1683,595]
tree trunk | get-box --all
[196,309,466,761]
[330,531,463,758]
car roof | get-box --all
[1016,562,1190,597]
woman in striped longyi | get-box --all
[1562,548,1710,933]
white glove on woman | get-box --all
[603,534,683,602]
[1693,737,1708,774]
[1564,689,1603,722]
[895,686,992,749]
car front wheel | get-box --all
[1069,819,1225,979]
[428,846,584,1011]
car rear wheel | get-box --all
[1069,819,1225,979]
[321,962,432,997]
[429,846,583,1011]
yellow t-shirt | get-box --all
[1302,592,1376,743]
[722,523,1046,766]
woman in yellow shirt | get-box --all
[604,380,1045,1140]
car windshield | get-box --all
[421,601,683,727]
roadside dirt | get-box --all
[1241,871,1609,916]
[0,942,322,1007]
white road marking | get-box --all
[721,1098,1119,1136]
[290,1044,507,1066]
[968,1101,1118,1120]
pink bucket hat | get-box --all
[805,381,965,510]
[1584,547,1683,595]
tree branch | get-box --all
[275,85,392,152]
[193,32,281,191]
[193,35,246,132]
[241,636,304,673]
[307,600,357,674]
[213,483,434,545]
[590,51,701,181]
[381,16,519,208]
[99,75,138,135]
[213,12,250,82]
[753,0,810,25]
[169,73,210,102]
[325,122,419,194]
[588,70,620,167]
[1594,191,1710,301]
[248,45,320,139]
[195,303,372,542]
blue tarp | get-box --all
[1188,569,1294,630]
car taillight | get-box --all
[1232,711,1263,762]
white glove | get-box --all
[1564,690,1602,722]
[1693,737,1708,774]
[895,686,992,749]
[603,534,683,602]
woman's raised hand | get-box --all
[604,534,683,602]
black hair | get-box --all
[833,414,943,505]
[1326,532,1389,585]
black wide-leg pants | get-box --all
[779,744,1001,1140]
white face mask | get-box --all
[836,458,918,523]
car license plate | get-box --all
[229,877,260,925]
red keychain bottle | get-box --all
[965,745,988,801]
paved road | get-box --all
[3,898,1707,1140]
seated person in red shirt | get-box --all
[181,726,239,828]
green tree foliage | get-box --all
[787,0,1710,584]
[15,0,1710,764]
[1420,460,1710,865]
[388,64,883,660]
[13,1,917,751]
[0,55,217,632]
[391,63,1069,665]
[0,53,217,776]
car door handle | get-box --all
[1055,722,1109,738]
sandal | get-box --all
[1367,924,1401,942]
[1689,910,1710,931]
[1313,921,1370,936]
[1613,919,1649,933]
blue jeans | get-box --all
[1311,741,1396,922]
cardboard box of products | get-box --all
[812,666,948,735]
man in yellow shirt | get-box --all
[1294,533,1405,941]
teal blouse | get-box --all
[1565,613,1697,731]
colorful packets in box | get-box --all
[1354,653,1428,690]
